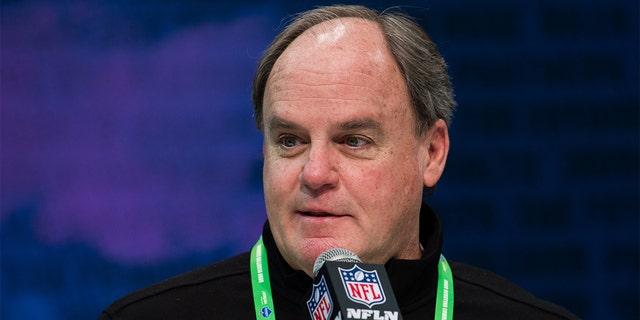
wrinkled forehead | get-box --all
[271,18,397,82]
[263,17,413,128]
[303,17,381,46]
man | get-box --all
[100,5,579,319]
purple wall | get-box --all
[2,1,638,319]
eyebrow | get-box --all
[338,118,383,133]
[266,116,301,132]
[266,115,383,134]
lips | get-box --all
[300,211,333,217]
[296,206,343,218]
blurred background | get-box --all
[1,0,638,319]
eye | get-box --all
[278,135,300,148]
[343,136,368,148]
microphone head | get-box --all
[313,248,362,277]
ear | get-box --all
[422,119,450,188]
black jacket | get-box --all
[99,204,580,319]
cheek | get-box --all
[343,163,391,204]
[354,153,422,206]
[263,157,298,199]
[262,158,279,202]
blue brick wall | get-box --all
[2,0,637,319]
[423,1,639,319]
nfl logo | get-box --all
[307,275,333,320]
[339,265,386,308]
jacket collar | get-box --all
[261,202,444,310]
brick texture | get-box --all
[425,1,639,319]
[2,1,637,320]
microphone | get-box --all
[306,248,404,320]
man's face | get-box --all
[262,18,439,276]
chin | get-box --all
[296,238,343,271]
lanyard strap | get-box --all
[250,238,454,320]
[250,237,276,319]
[435,254,454,320]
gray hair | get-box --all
[252,5,456,135]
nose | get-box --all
[299,142,339,195]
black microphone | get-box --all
[306,248,404,320]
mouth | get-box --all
[299,211,335,217]
[296,207,345,218]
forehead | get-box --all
[272,18,393,78]
[264,18,410,118]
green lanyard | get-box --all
[435,254,454,320]
[250,237,276,319]
[250,237,454,320]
